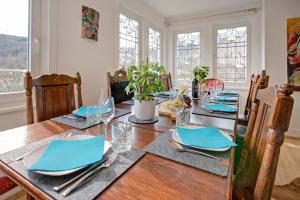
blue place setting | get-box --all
[175,127,237,150]
[217,90,239,96]
[202,103,237,113]
[72,106,110,117]
[28,136,105,172]
[211,95,238,102]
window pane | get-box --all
[119,14,139,68]
[149,28,161,64]
[0,0,29,94]
[216,26,247,83]
[176,32,200,83]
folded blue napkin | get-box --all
[72,106,109,117]
[29,136,104,171]
[202,103,237,112]
[212,96,238,101]
[218,90,239,95]
[177,127,237,149]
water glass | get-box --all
[86,106,99,125]
[111,121,133,153]
[176,108,190,127]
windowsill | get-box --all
[0,92,26,114]
[0,106,26,114]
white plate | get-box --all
[171,126,232,152]
[23,133,111,176]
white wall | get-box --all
[166,6,263,114]
[264,0,300,137]
[0,0,166,131]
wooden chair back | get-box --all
[204,78,224,90]
[244,70,269,116]
[107,67,133,104]
[24,72,82,124]
[161,73,173,91]
[234,84,294,200]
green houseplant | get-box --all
[125,63,166,120]
[192,65,209,84]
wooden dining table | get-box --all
[0,100,237,200]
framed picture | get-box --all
[81,6,99,41]
[287,17,300,91]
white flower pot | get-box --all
[134,99,156,120]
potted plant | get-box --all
[125,63,165,120]
[192,65,209,98]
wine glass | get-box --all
[98,96,115,141]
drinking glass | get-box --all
[86,105,100,125]
[176,107,190,127]
[111,121,133,152]
[98,96,115,141]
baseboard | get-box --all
[286,128,300,139]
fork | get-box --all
[60,152,119,197]
[168,139,221,161]
[53,151,114,192]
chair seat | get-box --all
[238,114,248,126]
[0,176,17,196]
[234,124,247,174]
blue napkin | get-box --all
[156,91,171,97]
[202,103,237,112]
[218,90,239,95]
[29,136,104,171]
[212,96,238,101]
[177,127,237,149]
[72,106,109,117]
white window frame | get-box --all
[0,0,41,113]
[174,30,201,86]
[148,25,162,64]
[117,7,141,69]
[213,22,251,89]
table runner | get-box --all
[144,130,232,177]
[52,108,131,129]
[0,130,145,200]
[192,105,237,120]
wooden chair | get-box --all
[204,78,224,90]
[107,67,133,104]
[238,70,269,126]
[161,73,173,91]
[233,84,294,200]
[25,72,83,124]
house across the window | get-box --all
[119,13,139,68]
[176,32,200,84]
[149,27,161,64]
[216,26,248,83]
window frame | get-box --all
[213,22,251,89]
[174,30,201,86]
[117,8,141,69]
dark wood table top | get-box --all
[0,102,237,200]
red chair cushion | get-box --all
[0,176,17,196]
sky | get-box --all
[0,0,29,37]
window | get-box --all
[176,32,200,83]
[216,26,247,83]
[119,13,139,68]
[149,28,161,64]
[0,0,29,94]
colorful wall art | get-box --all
[81,6,99,41]
[287,17,300,90]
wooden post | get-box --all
[24,72,34,124]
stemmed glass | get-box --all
[98,89,115,141]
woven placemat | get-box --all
[0,130,144,200]
[144,130,232,177]
[52,108,131,129]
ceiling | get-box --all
[141,0,261,19]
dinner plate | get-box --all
[171,126,232,152]
[23,133,111,176]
